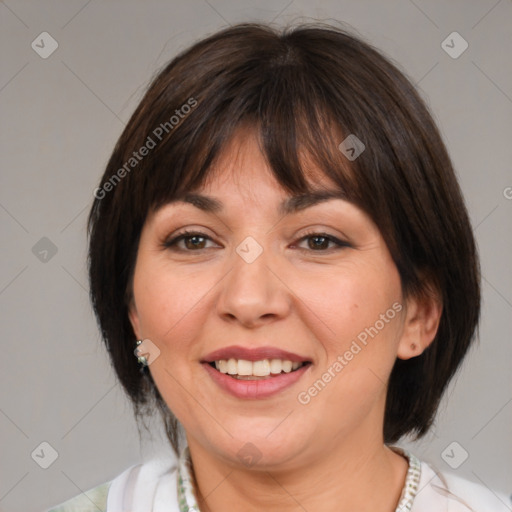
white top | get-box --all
[103,445,511,512]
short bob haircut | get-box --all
[87,22,480,455]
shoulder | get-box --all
[45,481,111,512]
[412,460,511,512]
[45,455,181,512]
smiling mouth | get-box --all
[207,359,311,380]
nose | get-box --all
[216,243,291,329]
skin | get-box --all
[128,126,442,511]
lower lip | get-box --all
[202,363,311,399]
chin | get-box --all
[203,428,312,471]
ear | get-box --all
[128,297,142,340]
[397,289,443,360]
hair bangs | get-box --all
[140,63,362,220]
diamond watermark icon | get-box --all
[338,134,365,161]
[441,441,469,469]
[441,32,468,59]
[134,338,161,365]
[236,236,263,264]
[31,441,59,469]
[237,442,262,467]
[31,32,59,59]
[32,237,58,263]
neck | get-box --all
[187,433,409,512]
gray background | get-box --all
[1,1,511,511]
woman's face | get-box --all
[129,128,415,469]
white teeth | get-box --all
[217,360,229,373]
[253,360,271,376]
[226,358,237,375]
[214,358,304,377]
[269,359,282,374]
[281,360,293,373]
[237,359,253,376]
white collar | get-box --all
[106,450,182,511]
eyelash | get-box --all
[163,229,350,253]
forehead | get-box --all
[185,126,346,209]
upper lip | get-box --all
[201,345,311,363]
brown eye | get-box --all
[296,232,350,252]
[307,235,331,250]
[183,235,207,250]
[163,231,216,251]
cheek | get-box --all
[134,262,208,343]
[132,262,214,414]
[299,267,404,421]
[132,259,220,360]
[295,261,403,353]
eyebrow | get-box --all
[175,190,348,216]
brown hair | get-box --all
[87,22,480,455]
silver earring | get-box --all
[134,339,149,367]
